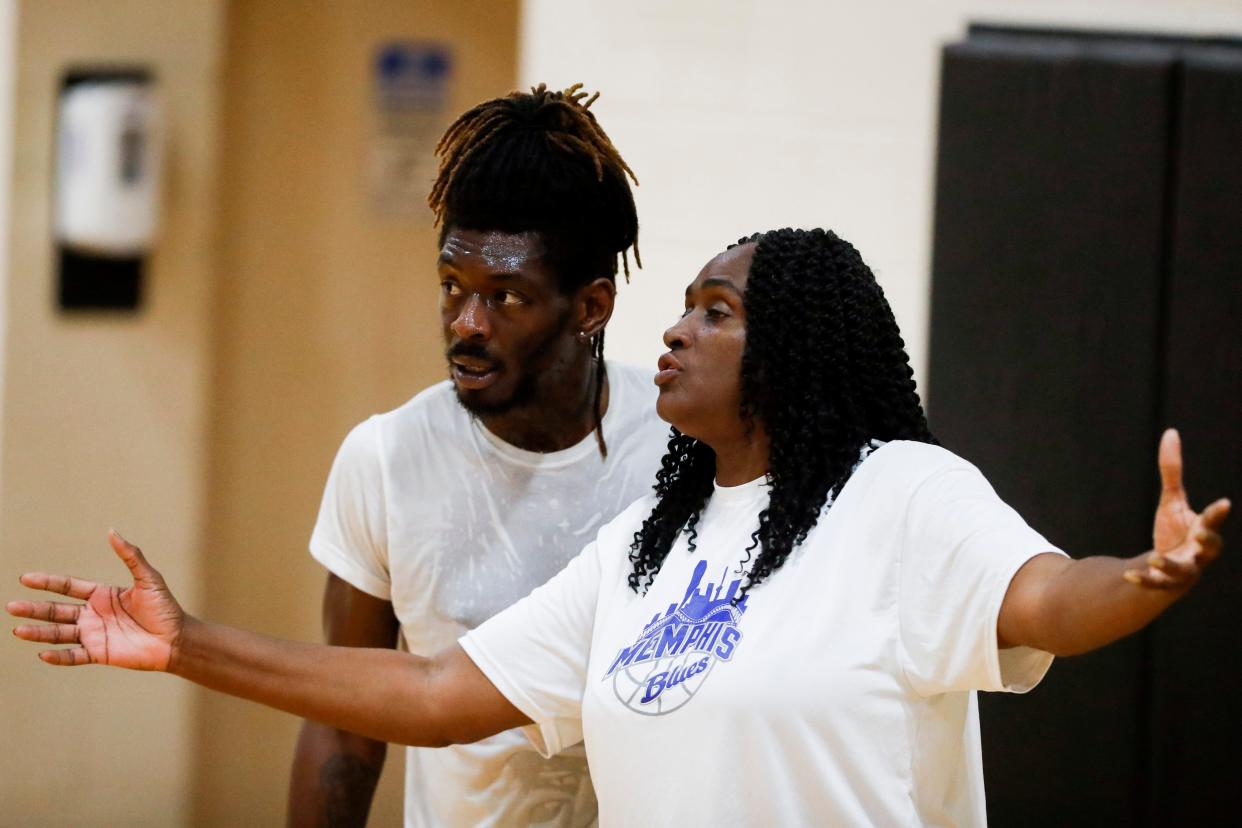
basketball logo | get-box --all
[603,559,748,716]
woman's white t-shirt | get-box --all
[460,441,1065,826]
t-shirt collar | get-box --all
[472,362,626,469]
[708,439,887,504]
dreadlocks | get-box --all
[627,228,936,598]
[428,84,640,456]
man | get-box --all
[286,84,669,827]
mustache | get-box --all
[446,341,501,366]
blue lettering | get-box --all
[606,643,643,677]
[714,626,742,661]
[654,624,688,658]
[639,657,710,705]
[698,622,721,652]
[641,671,668,703]
[683,623,705,651]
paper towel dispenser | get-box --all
[55,70,160,310]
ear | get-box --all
[575,277,616,339]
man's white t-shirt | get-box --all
[461,440,1066,826]
[310,361,668,828]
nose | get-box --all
[663,316,691,350]
[450,294,491,341]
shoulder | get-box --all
[854,440,978,500]
[366,381,467,442]
[870,439,971,469]
[327,381,463,469]
[375,380,459,424]
[594,494,660,551]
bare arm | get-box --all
[288,575,400,828]
[7,534,529,749]
[998,429,1229,657]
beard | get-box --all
[453,362,541,417]
[448,312,572,419]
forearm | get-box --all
[1011,553,1183,656]
[171,616,453,747]
[288,722,386,828]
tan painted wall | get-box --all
[0,1,516,824]
[0,0,14,467]
[195,2,519,824]
[0,1,226,825]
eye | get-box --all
[496,289,525,306]
[705,305,730,321]
[440,281,462,297]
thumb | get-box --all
[108,529,160,585]
[1157,428,1185,503]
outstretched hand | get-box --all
[1125,429,1230,591]
[7,531,184,670]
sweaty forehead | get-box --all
[439,228,548,273]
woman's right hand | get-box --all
[7,530,185,670]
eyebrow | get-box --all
[437,256,535,284]
[685,277,744,297]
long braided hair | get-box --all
[428,84,639,456]
[628,228,935,598]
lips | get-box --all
[655,352,683,387]
[451,355,495,373]
[449,352,501,390]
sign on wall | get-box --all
[370,42,452,216]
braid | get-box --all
[628,430,716,593]
[592,331,608,457]
[628,228,936,597]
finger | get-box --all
[18,572,98,600]
[13,622,80,644]
[1123,567,1184,591]
[37,647,93,666]
[5,600,82,623]
[1192,527,1223,566]
[1157,428,1185,503]
[1201,498,1232,532]
[1146,552,1198,581]
[108,530,160,585]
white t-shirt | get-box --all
[310,361,669,828]
[461,440,1065,827]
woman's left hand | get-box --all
[1125,428,1230,591]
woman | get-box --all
[8,228,1229,825]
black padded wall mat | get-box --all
[929,36,1172,826]
[1148,49,1242,825]
[928,27,1242,827]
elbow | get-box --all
[1043,642,1092,659]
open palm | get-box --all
[7,531,183,670]
[1131,429,1230,590]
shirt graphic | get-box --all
[604,559,749,715]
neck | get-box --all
[480,357,607,453]
[710,424,771,487]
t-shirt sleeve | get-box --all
[897,460,1066,697]
[309,417,392,600]
[459,536,605,758]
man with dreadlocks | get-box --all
[283,85,666,827]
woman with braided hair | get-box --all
[9,229,1229,825]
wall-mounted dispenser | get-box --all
[54,70,161,310]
